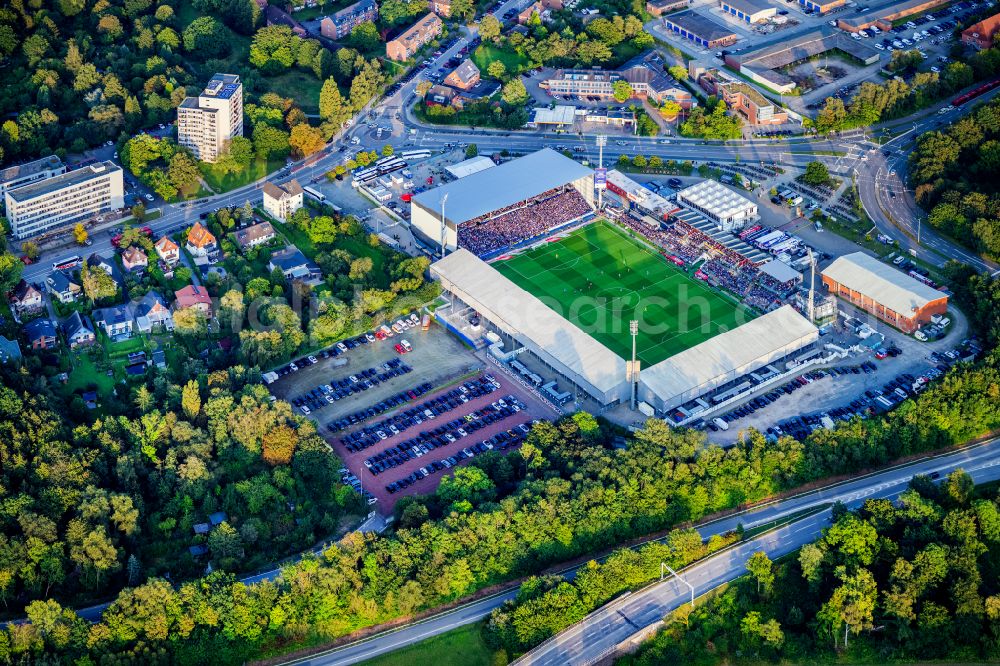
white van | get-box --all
[713,417,729,431]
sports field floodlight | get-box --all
[439,192,449,259]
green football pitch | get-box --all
[493,221,757,366]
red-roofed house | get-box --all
[186,222,218,258]
[174,285,214,317]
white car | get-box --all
[144,193,154,201]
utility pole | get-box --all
[661,562,695,608]
[439,192,449,259]
[629,319,639,410]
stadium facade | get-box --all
[410,148,595,253]
[431,249,819,414]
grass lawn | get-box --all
[471,45,529,75]
[493,221,755,366]
[261,70,324,114]
[200,157,284,194]
[357,622,496,666]
[62,354,116,398]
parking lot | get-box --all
[708,304,977,445]
[332,370,551,508]
[268,321,482,427]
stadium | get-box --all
[428,196,819,418]
[409,149,596,258]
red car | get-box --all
[394,343,408,354]
[19,256,34,265]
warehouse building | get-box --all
[797,0,845,14]
[821,252,948,333]
[646,0,689,16]
[663,10,739,48]
[676,179,758,231]
[720,0,775,24]
[837,0,949,33]
[5,161,124,239]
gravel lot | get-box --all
[268,323,481,427]
[332,371,551,510]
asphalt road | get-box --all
[274,436,1000,666]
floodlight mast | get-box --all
[439,192,449,259]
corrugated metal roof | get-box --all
[677,180,756,221]
[413,149,593,226]
[821,252,946,315]
[640,305,817,405]
[430,249,626,393]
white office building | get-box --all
[0,155,66,205]
[177,73,244,163]
[5,161,124,239]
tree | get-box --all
[289,124,326,157]
[632,155,647,168]
[173,307,207,336]
[217,136,254,174]
[803,161,831,187]
[660,100,682,119]
[487,61,507,80]
[0,253,24,294]
[668,65,688,81]
[168,151,200,192]
[746,551,774,596]
[612,80,633,103]
[382,144,394,157]
[416,80,433,98]
[181,380,201,420]
[501,79,528,106]
[319,78,350,125]
[349,21,381,53]
[262,424,297,465]
[131,203,147,223]
[80,263,118,302]
[479,15,502,41]
[465,143,479,158]
[437,466,496,511]
[252,124,290,160]
[349,257,373,280]
[73,224,89,246]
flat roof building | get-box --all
[445,155,496,179]
[0,155,65,204]
[797,0,845,14]
[677,179,758,231]
[386,13,443,61]
[646,0,689,16]
[718,80,788,125]
[177,74,244,163]
[837,0,949,33]
[720,0,775,24]
[663,10,738,48]
[543,52,691,106]
[821,252,948,333]
[5,161,124,240]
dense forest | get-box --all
[624,469,1000,665]
[0,254,995,662]
[910,94,1000,258]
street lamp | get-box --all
[661,562,695,609]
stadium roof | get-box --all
[446,156,497,179]
[430,249,626,395]
[821,252,947,315]
[677,180,756,219]
[412,148,593,226]
[641,305,818,406]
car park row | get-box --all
[328,381,436,433]
[336,375,500,451]
[293,359,413,415]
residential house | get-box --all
[9,279,43,316]
[0,336,22,364]
[24,318,57,350]
[429,0,450,16]
[320,0,378,39]
[186,222,218,258]
[443,60,481,90]
[61,311,96,349]
[93,304,134,340]
[268,246,322,284]
[154,236,180,265]
[121,246,149,273]
[46,270,82,304]
[131,290,174,333]
[234,221,277,251]
[517,1,548,24]
[174,285,214,317]
[86,253,124,292]
[262,180,304,221]
[386,13,443,62]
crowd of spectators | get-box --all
[616,214,786,313]
[457,187,592,257]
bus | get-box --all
[352,156,407,186]
[52,255,82,271]
[400,150,432,160]
[302,186,326,203]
